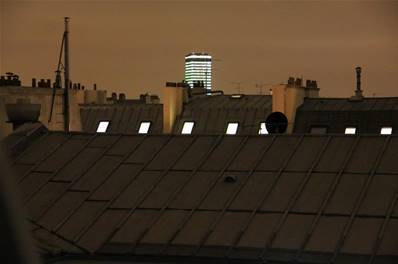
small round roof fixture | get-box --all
[265,112,288,134]
[224,175,237,183]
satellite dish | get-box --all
[265,112,288,134]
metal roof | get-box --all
[80,104,163,134]
[173,95,272,135]
[4,127,398,263]
[294,97,398,134]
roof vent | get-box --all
[224,175,237,183]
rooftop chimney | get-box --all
[5,99,41,130]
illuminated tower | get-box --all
[184,52,212,90]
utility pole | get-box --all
[63,17,70,132]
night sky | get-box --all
[1,1,398,99]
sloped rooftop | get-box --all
[4,129,398,263]
[173,94,272,135]
[80,104,163,134]
[294,97,398,134]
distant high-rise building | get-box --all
[184,52,212,90]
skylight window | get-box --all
[230,94,244,99]
[226,122,239,135]
[380,127,392,135]
[138,121,151,134]
[345,127,356,134]
[96,121,109,133]
[258,122,269,134]
[181,121,195,134]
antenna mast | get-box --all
[63,17,70,132]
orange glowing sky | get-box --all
[1,0,398,99]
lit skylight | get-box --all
[380,127,392,135]
[230,94,244,99]
[181,121,195,134]
[138,122,151,134]
[345,127,356,134]
[96,121,109,133]
[226,123,239,135]
[258,122,269,134]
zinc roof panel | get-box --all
[256,136,301,171]
[342,217,383,255]
[230,172,276,211]
[173,136,217,171]
[38,191,88,230]
[112,171,161,209]
[18,133,67,164]
[24,182,69,221]
[325,173,367,215]
[71,155,122,191]
[79,209,128,253]
[237,213,280,249]
[315,137,355,172]
[140,210,187,245]
[140,171,190,209]
[199,171,249,211]
[53,147,104,181]
[359,174,398,217]
[271,214,313,250]
[107,107,125,133]
[117,107,134,134]
[90,164,143,201]
[88,135,119,148]
[201,137,245,171]
[146,137,193,170]
[292,173,335,214]
[305,216,347,252]
[261,172,306,212]
[57,201,106,241]
[205,212,250,247]
[11,164,34,181]
[36,138,88,172]
[285,136,327,172]
[170,171,219,209]
[378,219,398,255]
[125,136,169,164]
[345,137,385,173]
[106,135,143,156]
[19,172,52,200]
[229,137,273,171]
[377,136,398,174]
[172,211,217,247]
[110,209,158,244]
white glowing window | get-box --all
[138,122,151,134]
[226,123,239,135]
[96,121,109,133]
[345,127,356,134]
[380,127,392,135]
[181,121,195,134]
[258,122,269,134]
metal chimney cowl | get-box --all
[5,99,41,130]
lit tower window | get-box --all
[184,52,212,90]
